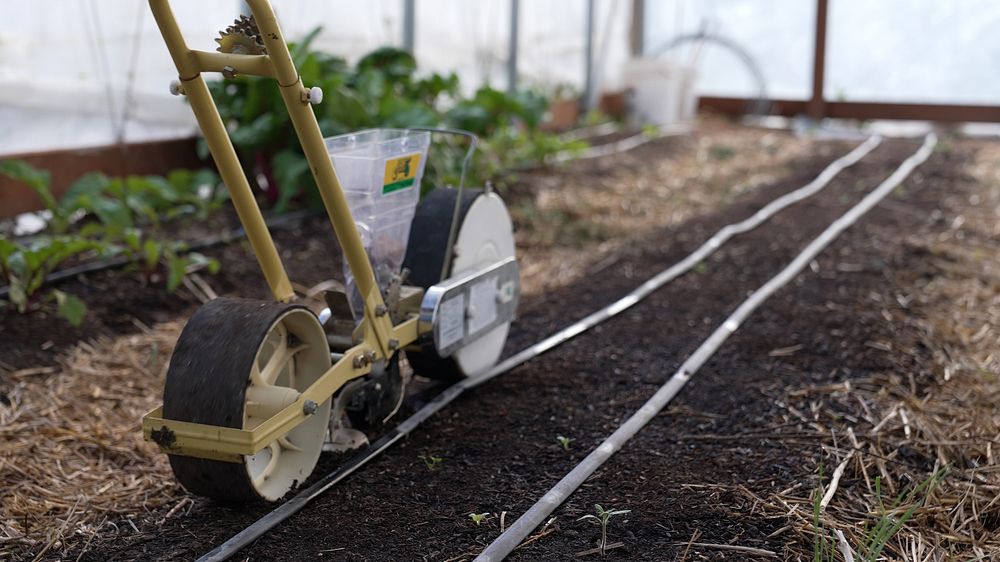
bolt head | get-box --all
[375,304,388,317]
[303,400,318,415]
[221,65,237,79]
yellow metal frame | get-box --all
[143,0,421,461]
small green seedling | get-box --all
[578,504,630,555]
[469,512,488,526]
[556,436,573,450]
[419,454,444,471]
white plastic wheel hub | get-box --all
[243,309,331,501]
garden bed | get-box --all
[8,120,997,561]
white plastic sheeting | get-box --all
[3,1,998,156]
[646,0,1000,104]
[0,0,630,156]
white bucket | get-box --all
[623,58,697,126]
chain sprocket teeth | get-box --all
[215,14,266,56]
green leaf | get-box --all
[0,238,18,264]
[0,160,73,233]
[123,228,141,252]
[229,113,280,150]
[0,160,56,209]
[290,26,324,67]
[52,289,87,326]
[355,46,417,81]
[7,250,28,279]
[8,280,28,312]
[61,172,110,212]
[0,160,50,193]
[195,138,211,160]
[271,150,312,213]
[187,252,220,275]
[166,253,188,292]
[91,197,133,232]
[142,238,161,272]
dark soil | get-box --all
[53,135,977,562]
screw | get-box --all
[388,339,399,351]
[221,65,237,79]
[303,400,318,415]
[374,304,388,316]
[353,353,371,369]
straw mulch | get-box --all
[754,140,1000,560]
[513,117,824,295]
[0,323,186,561]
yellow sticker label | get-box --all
[383,153,421,194]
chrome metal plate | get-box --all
[419,257,520,357]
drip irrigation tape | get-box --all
[196,135,882,562]
[474,133,936,561]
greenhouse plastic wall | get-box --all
[0,0,630,155]
[642,0,816,100]
[826,0,1000,104]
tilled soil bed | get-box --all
[60,134,987,562]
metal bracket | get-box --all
[419,257,520,357]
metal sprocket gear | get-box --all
[215,15,266,55]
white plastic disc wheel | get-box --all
[403,188,517,379]
[162,299,332,503]
[449,193,516,375]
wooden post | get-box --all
[808,0,828,120]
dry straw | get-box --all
[1,322,186,560]
[756,140,1000,560]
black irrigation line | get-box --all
[195,136,883,562]
[0,209,321,299]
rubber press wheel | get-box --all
[402,188,516,380]
[162,298,332,503]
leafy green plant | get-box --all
[206,30,585,210]
[206,35,457,211]
[0,160,72,234]
[121,229,219,292]
[0,160,222,325]
[556,435,573,450]
[1,159,222,235]
[469,512,488,526]
[418,453,444,471]
[62,171,223,234]
[0,236,109,325]
[578,504,630,555]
